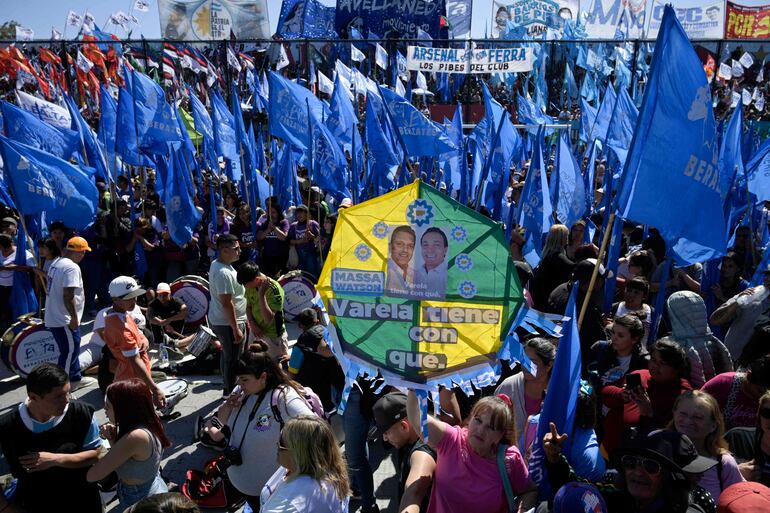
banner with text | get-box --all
[157,0,270,41]
[646,0,724,39]
[335,0,447,39]
[725,1,770,39]
[584,0,650,39]
[406,45,534,74]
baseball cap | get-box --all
[553,483,607,513]
[66,237,92,252]
[156,282,171,294]
[339,198,353,208]
[372,392,408,436]
[109,276,146,300]
[612,430,716,482]
[718,482,770,513]
[1,217,17,226]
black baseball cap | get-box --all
[612,430,716,481]
[372,392,408,436]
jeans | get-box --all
[343,387,376,510]
[116,474,168,513]
[212,322,246,394]
[297,250,321,280]
[49,326,82,381]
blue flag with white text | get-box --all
[0,136,97,230]
[615,5,726,266]
[380,87,456,157]
[553,130,587,228]
[1,102,79,161]
[268,71,328,151]
[131,71,183,153]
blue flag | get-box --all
[517,94,554,136]
[582,141,599,214]
[553,130,587,228]
[517,127,553,267]
[605,85,638,166]
[0,136,97,230]
[443,104,464,196]
[277,0,336,39]
[745,138,770,202]
[615,5,726,267]
[249,125,270,210]
[188,88,218,171]
[210,89,240,181]
[163,144,202,246]
[98,86,117,176]
[588,84,617,144]
[1,102,79,160]
[327,75,360,154]
[63,94,109,182]
[603,218,625,312]
[310,114,350,196]
[275,144,297,209]
[719,103,744,221]
[10,227,38,318]
[268,71,328,151]
[131,71,183,153]
[365,98,399,195]
[530,281,582,496]
[379,87,456,157]
[231,83,252,184]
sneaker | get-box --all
[198,432,227,451]
[70,376,97,392]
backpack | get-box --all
[270,385,328,428]
[181,456,244,510]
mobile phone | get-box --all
[625,373,642,389]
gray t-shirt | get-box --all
[226,386,313,496]
[724,286,770,359]
[208,259,247,326]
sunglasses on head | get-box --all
[621,454,662,475]
[760,407,770,420]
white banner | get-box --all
[407,45,534,74]
[16,91,72,129]
[646,0,724,39]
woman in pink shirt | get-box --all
[407,390,536,513]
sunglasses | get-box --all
[760,408,770,420]
[621,454,662,475]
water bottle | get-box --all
[159,344,169,367]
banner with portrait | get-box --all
[157,0,270,41]
[646,0,725,39]
[725,1,770,39]
[317,181,525,387]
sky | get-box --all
[3,0,493,41]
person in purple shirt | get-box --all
[257,202,290,279]
[288,205,321,279]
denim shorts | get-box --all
[116,474,168,512]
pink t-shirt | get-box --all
[701,372,758,430]
[427,425,530,513]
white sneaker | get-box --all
[70,376,97,391]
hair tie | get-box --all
[497,393,513,406]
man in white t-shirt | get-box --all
[45,236,90,385]
[0,233,35,335]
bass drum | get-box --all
[278,270,318,322]
[170,275,210,334]
[1,318,59,379]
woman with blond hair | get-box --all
[260,415,350,513]
[531,224,574,310]
[668,390,744,502]
[406,391,536,513]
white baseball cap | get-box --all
[109,276,146,300]
[156,282,171,294]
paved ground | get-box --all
[0,318,398,512]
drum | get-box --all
[156,378,189,418]
[278,270,318,322]
[170,275,210,333]
[186,326,215,357]
[1,318,59,378]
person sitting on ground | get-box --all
[288,308,344,412]
[147,282,188,345]
[373,392,437,513]
[0,363,104,513]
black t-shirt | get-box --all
[148,297,185,333]
[294,325,344,410]
[398,439,436,511]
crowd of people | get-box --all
[2,26,770,513]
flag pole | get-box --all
[578,212,615,328]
